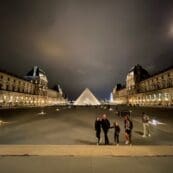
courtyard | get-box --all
[0,106,172,145]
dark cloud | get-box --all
[0,0,173,99]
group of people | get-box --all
[95,114,133,145]
[95,112,151,145]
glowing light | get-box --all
[149,119,166,126]
[38,110,46,115]
[110,93,113,102]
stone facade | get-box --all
[112,87,128,104]
[0,67,67,108]
[111,65,173,107]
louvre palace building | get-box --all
[0,66,67,108]
[111,64,173,107]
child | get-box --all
[111,121,120,145]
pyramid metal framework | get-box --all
[74,88,101,106]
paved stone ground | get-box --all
[0,145,173,156]
[0,156,172,173]
[0,106,173,145]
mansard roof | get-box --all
[26,66,46,77]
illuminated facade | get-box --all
[0,66,67,108]
[111,65,173,107]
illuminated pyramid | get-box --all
[74,88,101,106]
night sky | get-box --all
[0,0,173,100]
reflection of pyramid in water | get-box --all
[74,88,101,106]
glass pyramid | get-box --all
[74,88,101,106]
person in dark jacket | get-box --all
[124,115,133,145]
[95,117,102,145]
[111,121,120,145]
[101,114,110,145]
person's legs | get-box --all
[96,131,101,144]
[125,131,129,144]
[143,123,147,137]
[104,130,109,145]
[146,123,151,136]
[114,133,116,144]
[117,134,119,144]
[104,131,106,144]
[115,133,119,144]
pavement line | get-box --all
[0,145,173,156]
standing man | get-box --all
[142,112,151,137]
[124,115,133,145]
[101,114,110,145]
[95,116,102,145]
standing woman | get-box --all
[124,115,133,145]
[95,117,102,145]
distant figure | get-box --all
[142,112,151,137]
[95,117,102,145]
[111,121,120,145]
[115,107,121,117]
[124,115,133,145]
[101,114,110,145]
